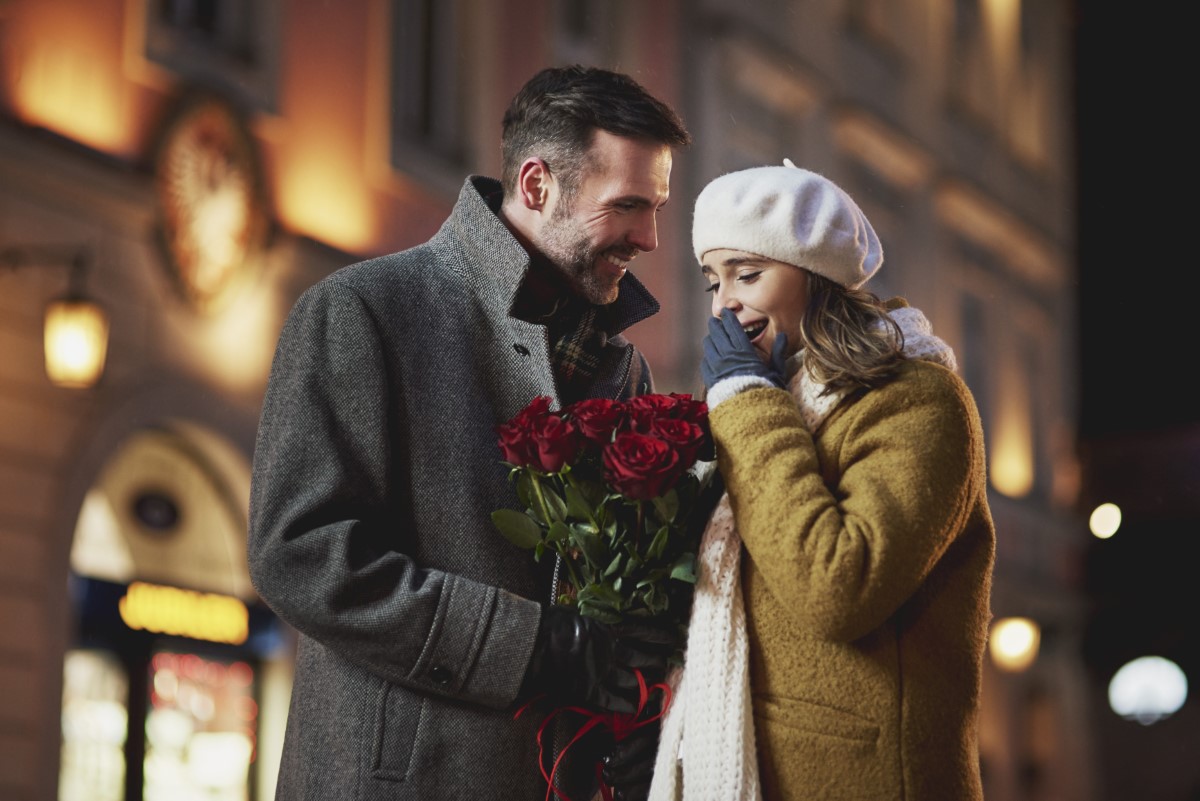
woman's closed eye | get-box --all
[704,271,762,293]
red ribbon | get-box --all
[514,669,672,801]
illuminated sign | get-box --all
[118,581,249,645]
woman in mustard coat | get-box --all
[651,162,995,801]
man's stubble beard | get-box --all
[538,201,620,306]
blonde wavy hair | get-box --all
[798,272,906,395]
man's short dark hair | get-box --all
[500,65,691,203]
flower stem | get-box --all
[530,471,553,524]
[635,501,644,551]
[530,472,584,600]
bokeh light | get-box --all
[989,617,1041,672]
[1089,502,1122,539]
[1108,656,1188,725]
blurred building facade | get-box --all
[0,1,1087,799]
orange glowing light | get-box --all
[8,3,137,154]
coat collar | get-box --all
[442,176,659,337]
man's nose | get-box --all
[628,213,658,253]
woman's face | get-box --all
[701,249,810,363]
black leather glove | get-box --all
[700,307,788,390]
[520,606,678,714]
[600,709,661,801]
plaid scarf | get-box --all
[548,300,603,405]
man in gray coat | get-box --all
[248,65,691,801]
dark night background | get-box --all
[1075,5,1190,438]
[1073,2,1197,701]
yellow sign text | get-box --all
[119,581,249,645]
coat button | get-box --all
[513,343,530,356]
[429,666,453,685]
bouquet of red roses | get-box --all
[493,392,715,800]
[492,392,714,627]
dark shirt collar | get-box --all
[512,255,578,324]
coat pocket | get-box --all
[371,680,426,782]
[754,692,879,745]
[754,694,886,800]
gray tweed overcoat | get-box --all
[248,176,659,800]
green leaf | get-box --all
[669,552,698,583]
[570,519,600,537]
[492,509,543,549]
[645,588,668,615]
[576,563,599,588]
[651,489,679,524]
[573,476,609,507]
[638,567,666,585]
[602,516,619,542]
[547,520,571,544]
[515,472,535,511]
[578,582,623,608]
[576,582,623,623]
[564,483,594,521]
[647,525,670,560]
[543,484,568,522]
[603,552,624,577]
[573,525,607,567]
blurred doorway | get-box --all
[58,424,291,801]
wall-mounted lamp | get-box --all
[1,246,110,388]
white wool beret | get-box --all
[692,161,883,289]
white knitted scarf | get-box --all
[647,305,954,801]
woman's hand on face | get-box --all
[700,307,788,390]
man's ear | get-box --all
[516,158,552,211]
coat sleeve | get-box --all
[708,365,986,642]
[247,277,541,708]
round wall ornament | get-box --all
[153,90,269,314]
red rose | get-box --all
[666,393,709,424]
[661,393,712,461]
[496,396,554,468]
[497,422,537,468]
[534,413,582,472]
[648,417,707,466]
[513,395,554,423]
[602,431,683,501]
[626,394,681,433]
[565,397,628,444]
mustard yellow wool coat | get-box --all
[709,360,995,801]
